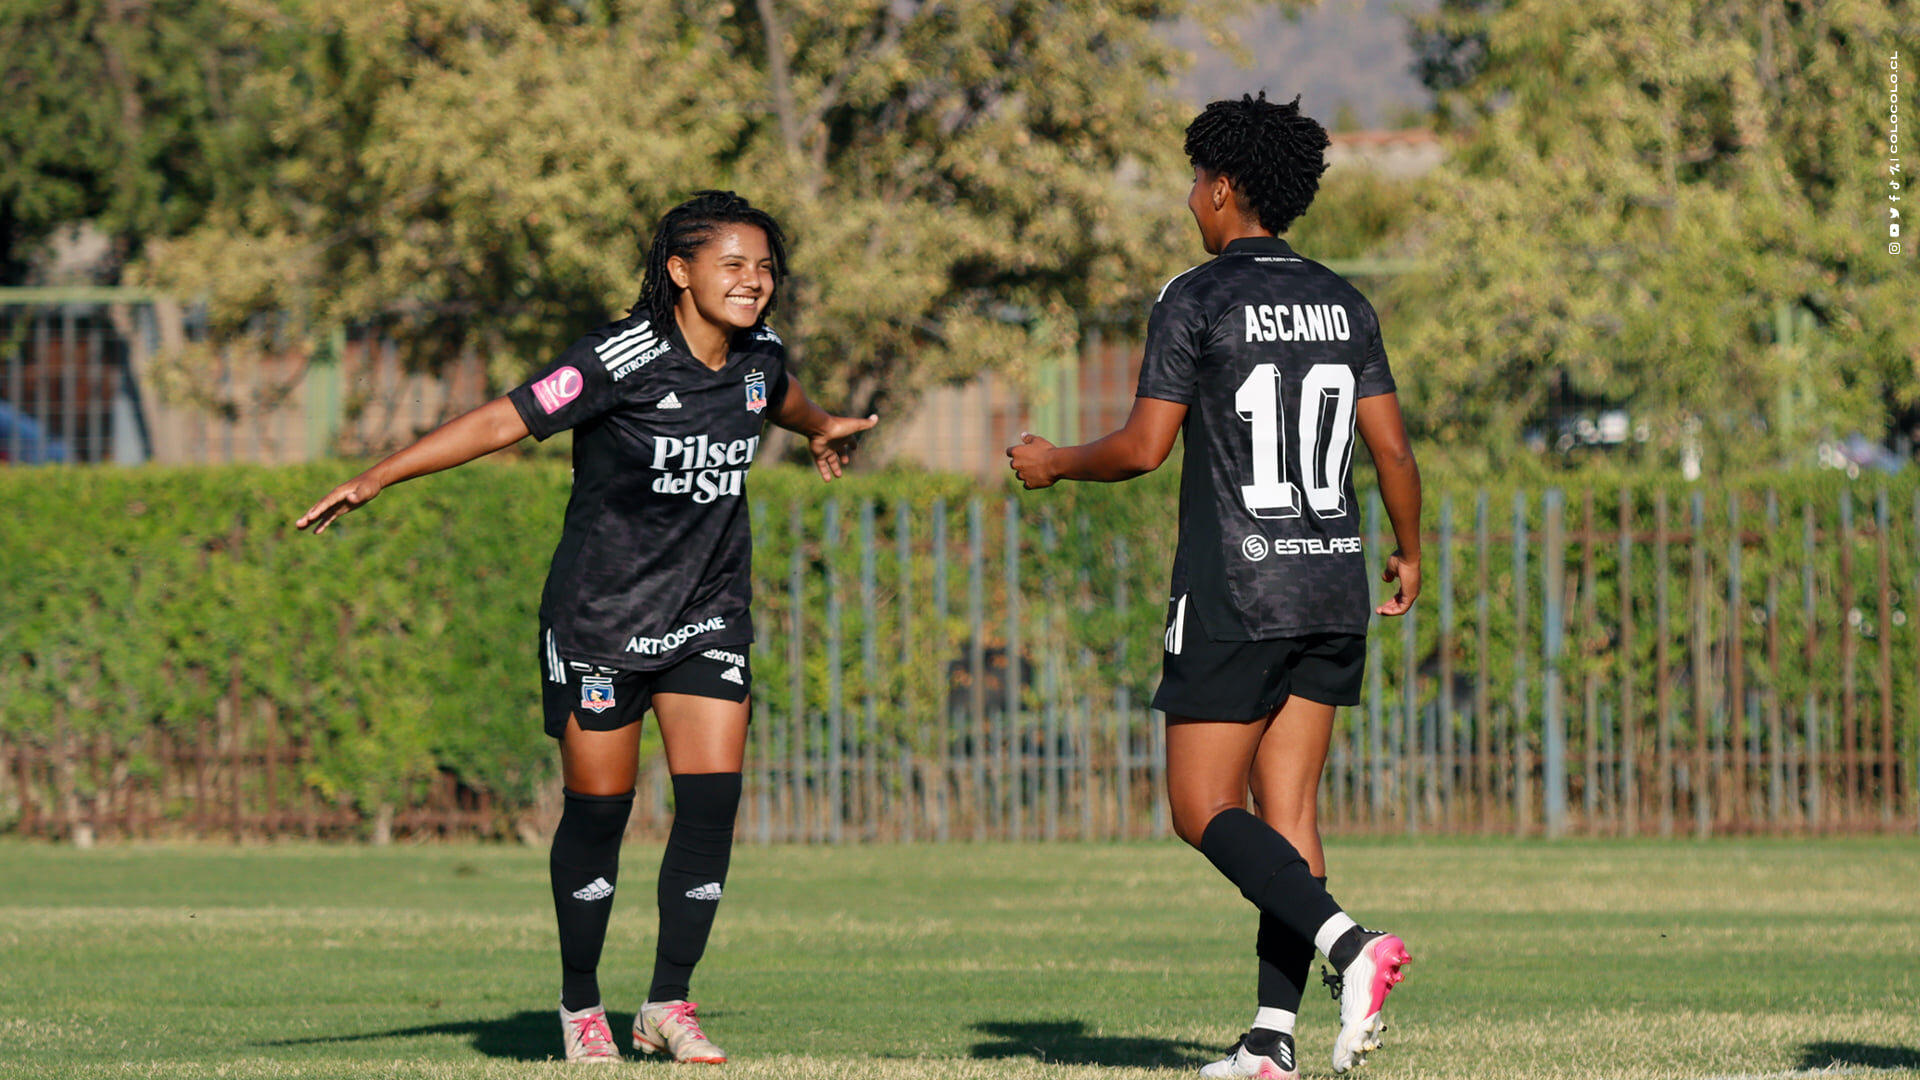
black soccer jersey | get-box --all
[1136,236,1397,640]
[507,312,788,670]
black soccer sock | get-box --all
[551,788,634,1012]
[1256,874,1326,1014]
[1198,808,1345,946]
[648,772,742,1003]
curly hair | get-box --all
[632,190,789,328]
[1183,92,1330,235]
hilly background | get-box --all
[1176,0,1439,128]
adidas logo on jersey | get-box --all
[685,882,723,901]
[657,392,683,410]
[572,877,614,902]
[720,666,744,686]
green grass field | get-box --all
[2,838,1916,1080]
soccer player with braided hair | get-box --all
[1009,93,1420,1079]
[298,190,876,1064]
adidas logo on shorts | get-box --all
[572,877,614,901]
[720,666,744,685]
[685,882,723,901]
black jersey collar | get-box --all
[664,317,693,359]
[1221,236,1295,256]
[662,317,740,375]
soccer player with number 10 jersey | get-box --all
[1009,93,1423,1079]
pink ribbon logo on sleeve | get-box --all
[532,366,584,414]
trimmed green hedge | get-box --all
[5,458,1917,825]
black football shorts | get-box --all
[538,627,751,738]
[1150,599,1366,721]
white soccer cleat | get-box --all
[1200,1029,1300,1079]
[635,998,727,1064]
[1330,933,1411,1073]
[558,1002,621,1064]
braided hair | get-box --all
[1183,92,1330,235]
[632,190,789,328]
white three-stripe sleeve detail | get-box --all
[598,332,659,368]
[1171,594,1188,655]
[593,321,653,357]
[1157,265,1202,303]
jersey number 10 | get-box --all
[1234,362,1356,520]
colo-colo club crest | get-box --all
[579,675,617,713]
[743,370,769,413]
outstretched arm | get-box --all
[1006,396,1188,488]
[1356,392,1421,616]
[768,375,880,482]
[295,396,530,533]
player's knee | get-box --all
[1261,803,1320,844]
[1170,797,1241,848]
[670,772,742,831]
[563,759,640,797]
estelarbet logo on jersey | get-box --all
[579,675,617,713]
[531,366,583,414]
[744,370,769,413]
[1241,535,1270,561]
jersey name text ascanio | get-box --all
[1136,236,1396,640]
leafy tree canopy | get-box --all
[115,0,1307,419]
[1394,0,1918,470]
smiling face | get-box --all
[667,224,775,335]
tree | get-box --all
[723,0,1208,416]
[1390,0,1920,470]
[0,0,273,283]
[134,0,1309,438]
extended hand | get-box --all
[296,475,383,534]
[810,413,879,482]
[1006,432,1059,489]
[1376,550,1421,616]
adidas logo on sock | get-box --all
[685,882,723,901]
[572,877,614,901]
[656,392,683,410]
[720,666,743,685]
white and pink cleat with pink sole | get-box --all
[1330,933,1411,1073]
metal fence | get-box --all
[5,481,1916,843]
[728,486,1920,842]
[0,301,149,465]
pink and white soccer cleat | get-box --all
[557,1002,621,1064]
[1330,933,1411,1073]
[634,999,727,1064]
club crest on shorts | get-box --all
[579,675,617,713]
[743,370,768,413]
